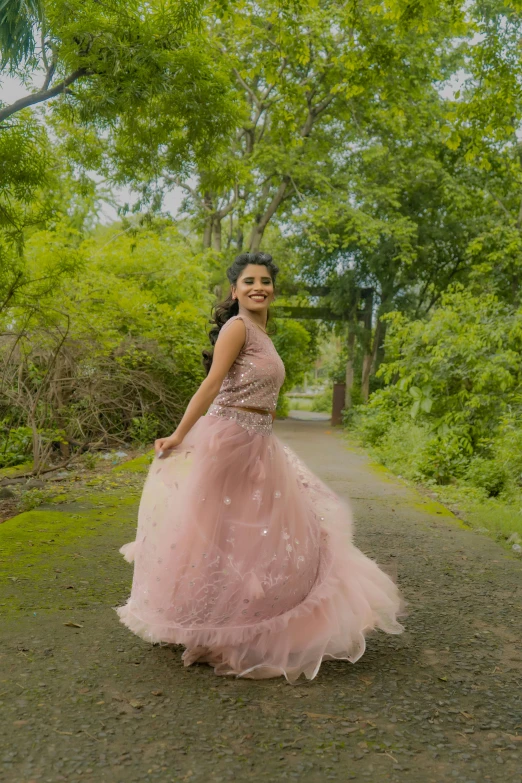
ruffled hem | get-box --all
[114,543,406,682]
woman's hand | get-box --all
[154,432,183,458]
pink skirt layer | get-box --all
[114,414,405,682]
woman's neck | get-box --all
[239,307,268,332]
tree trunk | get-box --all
[361,354,372,403]
[360,288,374,403]
[344,329,356,409]
[249,225,264,252]
[370,317,386,376]
[361,315,385,403]
[203,219,212,249]
[203,191,213,249]
[212,218,222,252]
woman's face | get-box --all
[232,264,275,313]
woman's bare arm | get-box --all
[155,320,246,454]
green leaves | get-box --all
[378,286,522,458]
[409,385,434,418]
[0,0,43,70]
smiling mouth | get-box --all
[249,294,267,301]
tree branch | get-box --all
[42,54,58,92]
[0,69,87,122]
[232,68,261,107]
[249,177,290,251]
[216,185,239,220]
[300,93,335,138]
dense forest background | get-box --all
[1,0,522,542]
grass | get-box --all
[429,484,522,542]
[344,423,522,550]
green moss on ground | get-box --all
[0,461,33,478]
[0,453,150,618]
[113,451,154,473]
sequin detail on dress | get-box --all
[212,315,285,415]
[208,403,273,436]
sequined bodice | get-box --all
[208,314,286,436]
[213,314,286,411]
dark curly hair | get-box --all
[202,251,279,374]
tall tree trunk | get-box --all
[361,354,372,403]
[202,191,213,248]
[203,219,212,249]
[344,329,356,409]
[361,314,385,402]
[212,218,222,252]
[370,317,386,376]
[360,288,374,403]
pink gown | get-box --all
[115,314,405,681]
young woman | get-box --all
[115,251,405,682]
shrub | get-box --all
[0,425,32,468]
[311,387,333,413]
[129,414,160,446]
[414,434,470,485]
[464,457,507,497]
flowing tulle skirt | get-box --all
[114,413,405,682]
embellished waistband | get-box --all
[207,404,273,437]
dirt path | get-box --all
[1,419,521,783]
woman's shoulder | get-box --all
[220,314,255,336]
[218,315,250,348]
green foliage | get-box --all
[311,387,333,413]
[271,318,312,394]
[0,425,32,468]
[464,457,507,498]
[354,287,522,503]
[129,414,160,446]
[0,0,43,70]
[0,222,215,463]
[379,286,522,451]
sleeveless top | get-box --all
[207,314,286,436]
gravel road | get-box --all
[1,418,521,783]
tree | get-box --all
[88,0,467,253]
[1,0,237,176]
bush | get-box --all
[129,414,160,446]
[464,457,507,497]
[493,411,522,488]
[414,434,470,485]
[311,387,333,413]
[0,425,32,468]
[353,386,409,446]
[380,287,522,451]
